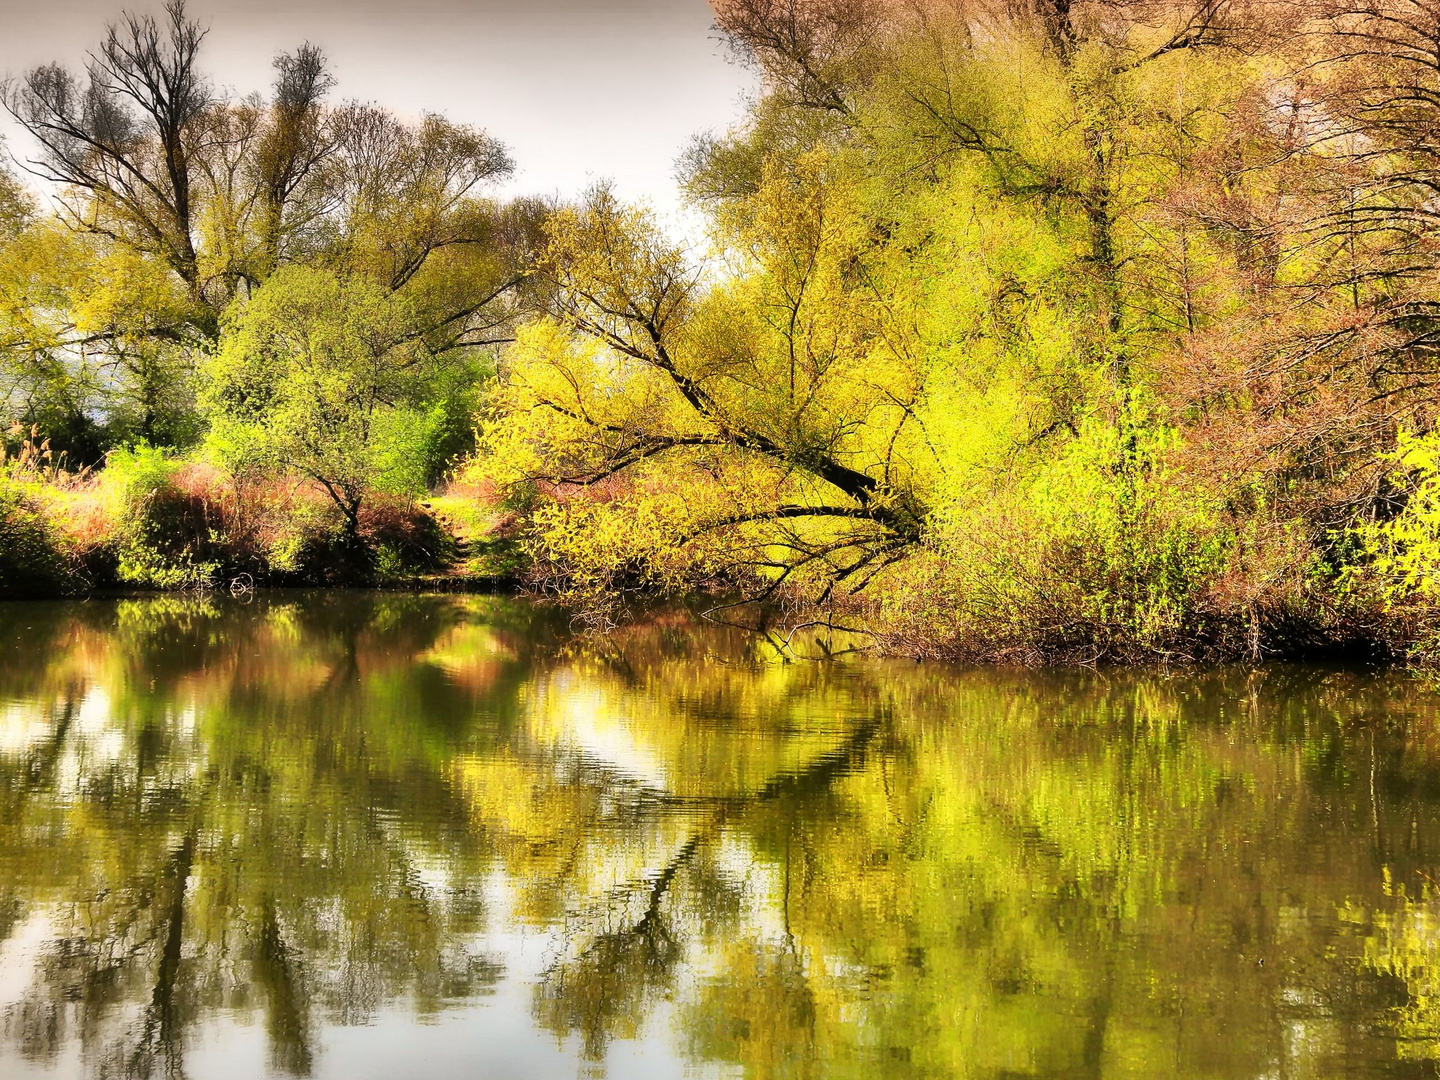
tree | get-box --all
[2,1,529,459]
[0,154,106,454]
[478,179,931,608]
[4,0,213,307]
[475,0,1273,645]
[203,265,433,546]
[467,0,1440,656]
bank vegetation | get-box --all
[10,0,1440,663]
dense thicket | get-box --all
[10,0,1440,661]
[468,0,1440,661]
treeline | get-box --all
[7,0,1440,662]
[0,1,543,589]
[476,0,1440,661]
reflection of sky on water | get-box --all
[551,689,671,789]
[0,908,710,1080]
[0,703,56,756]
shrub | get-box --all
[1343,430,1440,662]
[863,411,1244,663]
[0,432,91,598]
[103,444,221,589]
[361,495,450,581]
[0,475,85,598]
[242,485,447,585]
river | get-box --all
[0,592,1436,1078]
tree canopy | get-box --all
[0,0,537,458]
[458,0,1440,658]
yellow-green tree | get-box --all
[468,0,1440,659]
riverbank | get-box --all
[0,450,523,599]
[2,448,1431,667]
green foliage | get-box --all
[0,474,82,598]
[1337,430,1440,661]
[460,0,1427,659]
[1357,430,1440,599]
[204,266,434,536]
[0,12,529,467]
[472,75,1237,650]
[102,444,220,589]
[261,494,346,577]
[415,362,490,487]
[6,0,1440,659]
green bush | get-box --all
[0,477,84,598]
[104,444,220,589]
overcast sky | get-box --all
[0,0,755,228]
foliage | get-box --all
[9,0,1440,659]
[0,1,534,466]
[0,429,93,596]
[456,0,1440,660]
[1357,431,1440,599]
[204,266,434,538]
[1341,430,1440,660]
[0,477,81,598]
[101,444,221,588]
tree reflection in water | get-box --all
[0,594,1437,1078]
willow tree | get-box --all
[477,177,931,608]
[474,0,1288,654]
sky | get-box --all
[0,0,755,229]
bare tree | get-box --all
[254,43,337,276]
[4,0,212,313]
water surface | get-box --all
[0,593,1438,1078]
